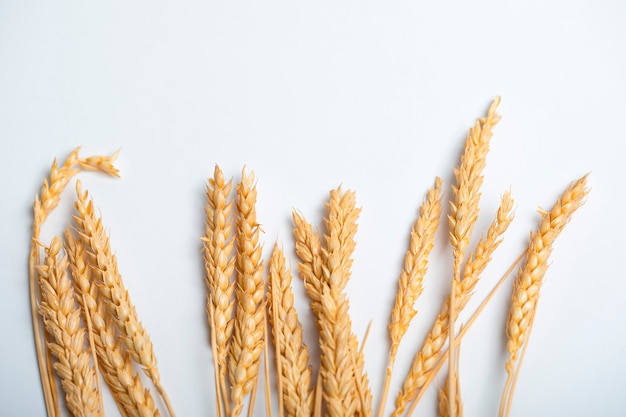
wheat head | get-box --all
[268,243,314,417]
[38,236,102,417]
[203,165,236,379]
[229,168,265,417]
[506,175,589,369]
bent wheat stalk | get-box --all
[30,147,119,417]
[500,174,589,417]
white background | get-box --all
[1,1,624,416]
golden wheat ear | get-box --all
[268,243,314,417]
[38,236,103,417]
[500,174,589,417]
[72,181,175,417]
[229,168,265,417]
[203,164,236,417]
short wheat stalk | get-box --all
[268,243,314,417]
[378,177,442,417]
[72,181,175,417]
[229,168,265,417]
[38,236,102,417]
[500,174,589,417]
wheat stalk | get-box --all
[447,97,501,417]
[377,177,442,417]
[30,147,120,417]
[229,168,265,417]
[268,243,314,417]
[202,164,236,415]
[437,345,463,417]
[392,190,514,417]
[38,235,102,417]
[72,181,175,417]
[500,174,589,417]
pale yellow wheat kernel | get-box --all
[38,236,102,417]
[72,182,174,417]
[268,243,314,417]
[202,164,236,413]
[229,168,265,417]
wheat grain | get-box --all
[203,164,236,414]
[72,181,174,417]
[437,345,463,417]
[501,174,589,417]
[38,236,102,417]
[268,243,314,417]
[229,168,265,417]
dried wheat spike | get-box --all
[268,243,314,417]
[72,182,174,417]
[437,349,463,417]
[38,236,102,417]
[31,147,120,417]
[316,187,371,417]
[389,177,443,358]
[203,164,236,407]
[229,168,265,417]
[66,221,160,417]
[448,97,501,272]
[377,177,442,417]
[505,175,589,370]
[392,191,514,417]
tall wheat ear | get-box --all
[65,228,159,417]
[38,235,103,417]
[446,96,501,417]
[268,243,314,417]
[229,168,265,417]
[202,164,236,417]
[317,187,372,417]
[72,181,175,417]
[30,147,119,417]
[500,174,589,417]
[377,177,442,417]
